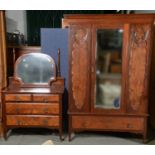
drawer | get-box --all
[33,94,59,102]
[72,116,144,131]
[5,94,31,102]
[6,103,59,115]
[6,115,59,127]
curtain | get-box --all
[26,10,117,45]
[0,10,7,137]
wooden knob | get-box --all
[43,120,48,125]
[127,123,132,128]
[16,120,21,125]
[43,108,48,113]
[16,108,20,114]
[15,96,19,101]
[44,97,48,103]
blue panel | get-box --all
[41,28,69,131]
[41,28,69,89]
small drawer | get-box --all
[33,94,59,102]
[6,103,60,115]
[6,115,59,127]
[5,94,31,102]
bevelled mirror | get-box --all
[95,29,123,109]
[14,53,56,85]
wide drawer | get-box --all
[33,94,59,102]
[6,103,59,114]
[6,115,59,127]
[5,94,31,102]
[71,116,144,131]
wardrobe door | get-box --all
[68,24,91,112]
[91,23,128,114]
[127,23,153,114]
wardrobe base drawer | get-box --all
[71,115,144,131]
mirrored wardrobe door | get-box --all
[96,28,123,109]
[91,25,126,113]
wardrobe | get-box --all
[62,14,155,142]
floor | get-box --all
[0,128,155,145]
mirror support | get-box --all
[57,48,61,77]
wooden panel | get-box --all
[7,46,41,77]
[33,94,59,102]
[127,24,152,113]
[63,14,155,23]
[69,25,91,112]
[0,11,7,94]
[72,116,144,131]
[6,115,59,127]
[149,27,155,129]
[0,11,7,137]
[6,103,59,114]
[5,94,31,101]
[0,125,3,137]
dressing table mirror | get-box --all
[15,53,56,85]
[2,49,64,140]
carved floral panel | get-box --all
[71,26,90,110]
[128,24,151,112]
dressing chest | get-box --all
[2,50,64,140]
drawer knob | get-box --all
[127,123,132,128]
[43,108,48,113]
[16,120,21,125]
[15,96,19,101]
[16,108,20,114]
[43,120,48,125]
[44,97,48,103]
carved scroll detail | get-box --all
[128,24,150,111]
[71,28,89,109]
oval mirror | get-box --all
[14,53,56,84]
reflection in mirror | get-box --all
[95,29,123,109]
[16,53,55,84]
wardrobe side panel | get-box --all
[69,24,91,112]
[127,24,153,114]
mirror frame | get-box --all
[13,53,57,87]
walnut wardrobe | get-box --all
[62,14,155,142]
